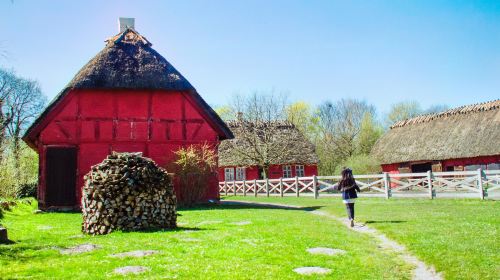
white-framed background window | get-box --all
[283,165,292,178]
[295,165,305,177]
[487,163,500,170]
[235,167,246,181]
[225,167,235,181]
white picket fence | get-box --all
[219,169,500,200]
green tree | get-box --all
[425,104,449,114]
[214,105,236,121]
[0,140,38,198]
[285,101,319,140]
[357,112,383,155]
[334,154,381,175]
[315,98,376,174]
[385,101,422,127]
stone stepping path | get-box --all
[307,247,346,256]
[114,266,150,275]
[38,225,53,230]
[110,250,159,258]
[231,221,252,226]
[223,200,443,280]
[241,238,258,246]
[293,267,332,275]
[311,211,442,280]
[60,244,99,255]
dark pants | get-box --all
[345,203,355,220]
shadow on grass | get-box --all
[119,226,207,233]
[0,239,16,245]
[365,220,406,224]
[217,200,323,212]
[0,244,49,262]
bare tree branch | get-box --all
[220,90,314,179]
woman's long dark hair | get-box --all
[338,168,356,191]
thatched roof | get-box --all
[23,28,232,143]
[372,100,500,164]
[67,29,194,90]
[218,120,319,167]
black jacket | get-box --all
[338,183,360,200]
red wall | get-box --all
[442,155,500,169]
[381,155,500,173]
[34,89,222,208]
[218,164,318,181]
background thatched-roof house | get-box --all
[23,19,233,209]
[218,120,319,181]
[372,99,500,173]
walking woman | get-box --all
[337,168,361,227]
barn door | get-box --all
[45,147,77,207]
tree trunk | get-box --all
[261,165,270,179]
[12,134,21,180]
[0,99,4,163]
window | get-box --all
[465,164,487,171]
[487,163,500,170]
[295,165,305,177]
[225,167,234,181]
[235,167,246,181]
[283,165,292,178]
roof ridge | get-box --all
[390,99,500,129]
[226,119,296,128]
[105,28,151,46]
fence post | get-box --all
[383,172,391,199]
[243,180,247,196]
[295,176,300,197]
[233,180,237,196]
[279,177,284,197]
[224,181,228,196]
[266,178,270,197]
[477,168,484,200]
[427,170,434,199]
[254,179,258,197]
[313,175,319,199]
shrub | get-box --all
[173,143,217,207]
[334,154,382,175]
[16,183,37,198]
[0,200,17,212]
[0,141,39,198]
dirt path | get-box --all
[222,200,442,280]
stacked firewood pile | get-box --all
[81,152,176,235]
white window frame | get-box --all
[235,167,246,181]
[225,167,235,181]
[283,165,292,178]
[295,165,305,177]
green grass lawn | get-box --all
[0,199,411,279]
[228,196,500,280]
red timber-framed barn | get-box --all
[371,100,500,174]
[22,21,233,209]
[217,120,319,181]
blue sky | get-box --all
[1,0,499,115]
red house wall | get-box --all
[381,155,500,173]
[218,164,318,181]
[34,89,222,208]
[442,155,500,169]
